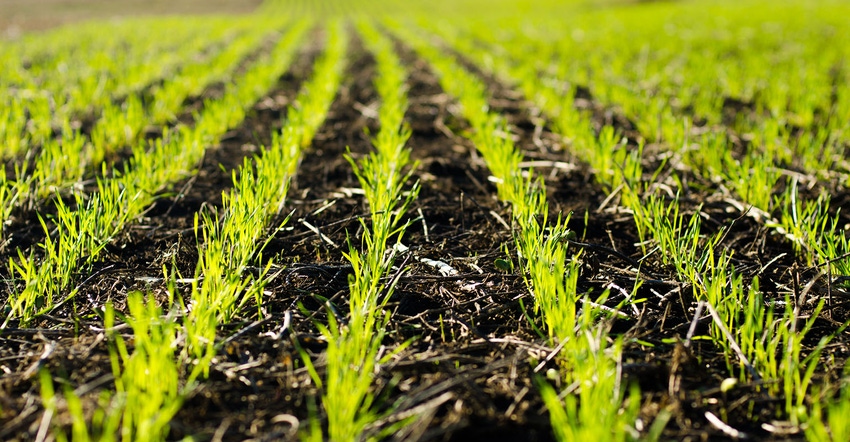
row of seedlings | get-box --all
[387,20,642,441]
[432,7,842,305]
[88,21,271,164]
[185,18,343,375]
[39,290,191,441]
[0,21,130,77]
[466,1,850,176]
[423,11,731,434]
[476,4,848,310]
[0,18,249,229]
[300,19,420,440]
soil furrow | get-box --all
[382,43,556,440]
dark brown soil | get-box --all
[1,25,849,442]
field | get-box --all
[1,0,849,440]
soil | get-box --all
[1,26,849,442]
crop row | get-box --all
[301,19,420,440]
[386,18,643,439]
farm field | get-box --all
[1,0,849,440]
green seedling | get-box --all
[39,291,194,441]
[298,19,425,440]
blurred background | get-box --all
[1,0,635,38]
[0,0,263,36]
